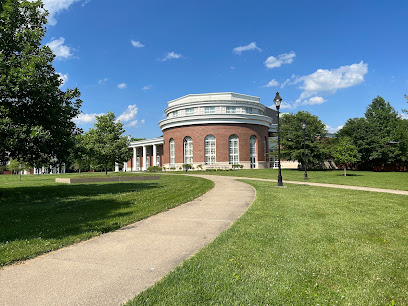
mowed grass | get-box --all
[180,169,408,191]
[0,172,213,267]
[129,181,408,305]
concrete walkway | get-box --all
[0,175,255,306]
[222,176,408,196]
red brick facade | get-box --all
[163,123,269,165]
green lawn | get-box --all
[129,180,408,305]
[0,172,213,267]
[177,169,408,191]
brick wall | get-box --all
[163,123,269,165]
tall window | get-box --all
[170,138,175,167]
[204,106,215,114]
[250,135,257,169]
[184,136,193,164]
[250,135,257,157]
[204,135,216,165]
[245,107,253,114]
[229,134,239,164]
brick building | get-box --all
[118,92,292,171]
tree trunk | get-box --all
[20,172,22,181]
[344,166,347,177]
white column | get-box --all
[123,162,126,172]
[152,144,157,167]
[133,147,137,171]
[115,163,119,172]
[142,145,147,171]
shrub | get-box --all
[147,166,162,172]
[232,164,244,169]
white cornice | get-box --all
[167,92,260,107]
[130,136,164,147]
[159,114,273,131]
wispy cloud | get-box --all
[296,61,368,99]
[233,42,261,55]
[46,37,73,59]
[262,79,279,88]
[160,52,183,62]
[41,0,81,25]
[131,40,144,48]
[73,112,104,124]
[264,51,296,69]
[142,84,152,90]
[278,61,368,109]
[98,78,109,85]
[117,83,127,89]
[57,72,68,87]
[117,105,138,123]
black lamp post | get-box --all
[301,120,308,180]
[273,92,284,187]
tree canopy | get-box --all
[337,96,407,168]
[85,112,131,174]
[332,137,361,176]
[279,111,328,168]
[0,0,82,165]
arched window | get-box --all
[184,136,193,164]
[204,135,216,165]
[169,138,175,167]
[250,135,257,169]
[229,134,239,164]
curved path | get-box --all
[0,175,255,306]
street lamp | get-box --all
[301,120,308,180]
[273,92,284,187]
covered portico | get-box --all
[116,137,164,172]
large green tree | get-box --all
[0,0,82,165]
[280,111,328,168]
[85,112,132,174]
[338,96,407,168]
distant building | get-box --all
[120,92,299,171]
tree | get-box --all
[280,111,328,168]
[338,96,405,169]
[332,137,361,176]
[85,112,132,174]
[0,0,82,166]
[69,134,90,174]
[8,157,30,181]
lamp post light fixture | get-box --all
[301,120,308,180]
[273,92,284,187]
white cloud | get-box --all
[117,105,138,123]
[57,72,68,87]
[73,112,104,124]
[142,84,152,90]
[296,61,368,98]
[131,40,144,48]
[400,113,408,120]
[46,37,73,59]
[230,66,236,70]
[98,78,109,85]
[233,42,261,55]
[325,125,343,133]
[262,79,279,88]
[160,52,183,61]
[264,51,296,69]
[117,83,127,89]
[275,96,327,109]
[302,96,327,105]
[41,0,81,25]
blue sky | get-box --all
[43,0,408,138]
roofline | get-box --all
[167,92,260,105]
